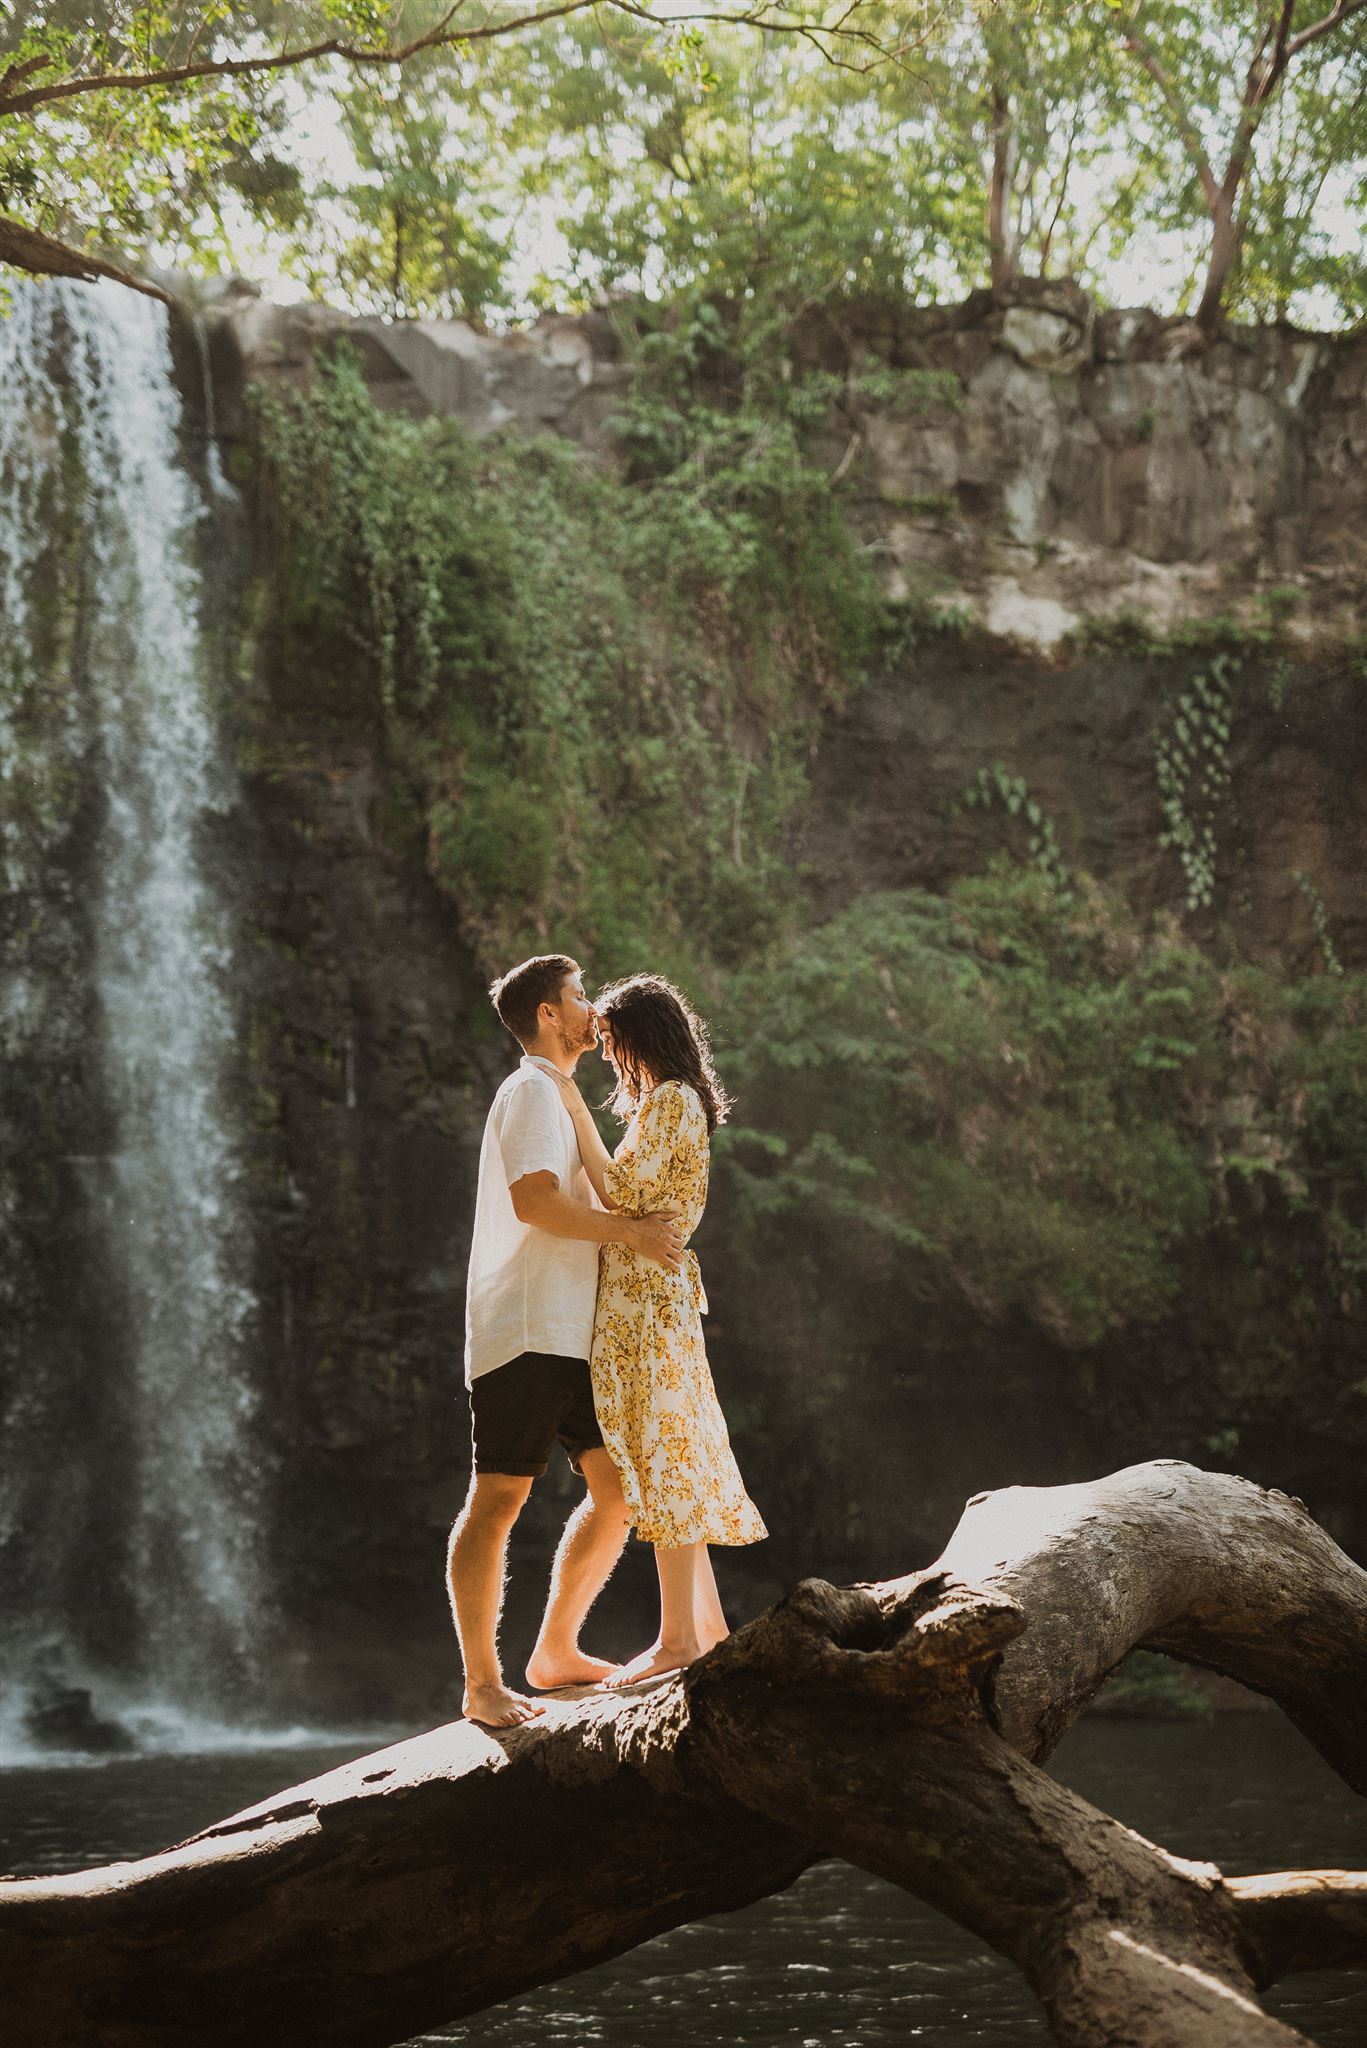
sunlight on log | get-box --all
[1,1463,1363,2048]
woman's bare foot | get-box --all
[524,1647,619,1692]
[601,1639,702,1690]
[463,1680,546,1728]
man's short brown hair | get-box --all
[489,954,579,1048]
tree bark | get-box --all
[1195,183,1243,334]
[0,214,170,302]
[2,1462,1363,2048]
[1117,0,1367,333]
[987,81,1018,290]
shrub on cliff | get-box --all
[717,867,1367,1368]
[250,344,878,988]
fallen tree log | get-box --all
[2,1461,1364,2048]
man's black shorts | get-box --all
[469,1351,604,1478]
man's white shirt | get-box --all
[464,1055,600,1385]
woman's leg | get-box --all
[602,1540,705,1689]
[695,1546,729,1651]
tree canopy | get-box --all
[1,2,1364,326]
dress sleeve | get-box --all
[603,1083,686,1214]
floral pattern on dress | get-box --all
[591,1078,767,1548]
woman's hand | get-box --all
[550,1066,617,1209]
[549,1070,590,1122]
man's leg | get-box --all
[447,1471,541,1727]
[525,1446,631,1690]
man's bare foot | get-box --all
[463,1680,546,1728]
[601,1639,702,1691]
[524,1647,619,1692]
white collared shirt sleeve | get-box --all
[463,1060,601,1385]
[497,1076,566,1188]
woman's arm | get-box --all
[550,1076,620,1209]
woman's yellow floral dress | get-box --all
[591,1079,767,1548]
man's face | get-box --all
[549,970,598,1062]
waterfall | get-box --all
[0,278,265,1745]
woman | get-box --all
[550,973,766,1688]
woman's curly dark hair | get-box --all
[595,974,732,1136]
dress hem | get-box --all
[629,1515,768,1548]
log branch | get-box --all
[1,1462,1363,2048]
[913,1462,1367,1785]
[0,1695,816,2048]
[1229,1871,1367,1986]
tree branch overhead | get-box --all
[0,2,914,118]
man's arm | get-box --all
[510,1172,683,1274]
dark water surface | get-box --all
[2,1715,1363,2045]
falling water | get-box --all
[0,278,263,1739]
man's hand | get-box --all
[510,1174,677,1259]
[622,1211,684,1273]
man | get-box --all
[448,953,683,1728]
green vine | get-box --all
[1154,653,1237,913]
[963,763,1071,897]
[1265,656,1291,715]
[1293,871,1345,977]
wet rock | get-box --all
[22,1681,136,1755]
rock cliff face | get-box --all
[181,283,1366,1718]
[800,640,1366,971]
[220,651,1365,1719]
[228,726,501,1714]
[7,282,1363,1727]
[201,274,1365,652]
[827,288,1365,651]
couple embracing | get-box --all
[447,953,766,1728]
